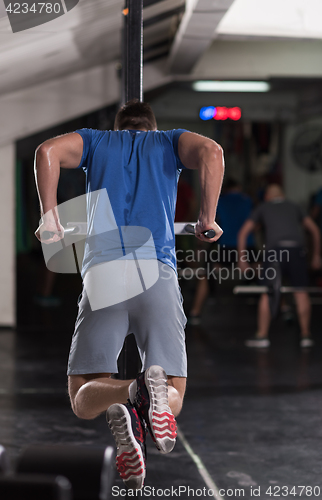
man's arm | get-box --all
[237,219,256,271]
[178,132,224,242]
[34,132,83,243]
[302,216,321,270]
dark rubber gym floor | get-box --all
[1,257,322,499]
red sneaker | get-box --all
[129,365,177,454]
[106,402,146,490]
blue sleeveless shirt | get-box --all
[76,128,187,276]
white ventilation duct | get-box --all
[168,0,235,73]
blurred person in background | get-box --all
[311,186,322,232]
[238,184,321,348]
[310,186,322,287]
[189,179,254,324]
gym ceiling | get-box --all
[1,0,322,145]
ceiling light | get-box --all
[192,81,270,92]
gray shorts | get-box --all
[67,261,187,377]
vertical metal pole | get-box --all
[119,0,144,382]
[122,0,143,104]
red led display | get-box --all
[214,107,242,121]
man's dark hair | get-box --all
[114,99,157,131]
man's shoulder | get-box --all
[77,128,139,146]
[158,128,189,132]
[76,127,109,133]
[76,128,110,140]
[158,129,190,137]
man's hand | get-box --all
[35,211,65,244]
[194,220,223,242]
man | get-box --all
[34,100,224,489]
[238,184,321,348]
